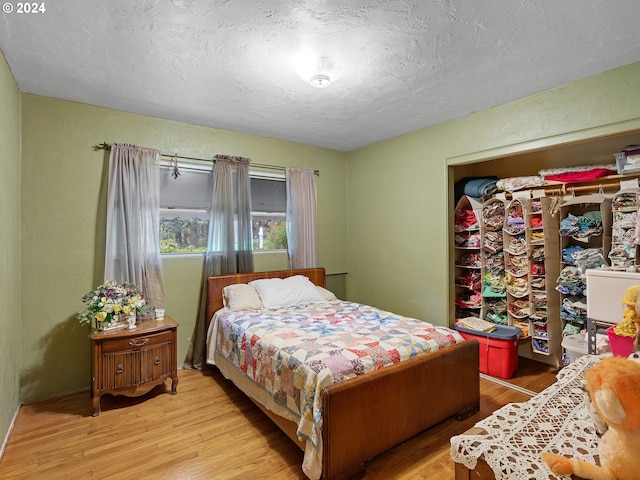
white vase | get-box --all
[125,314,137,329]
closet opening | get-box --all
[447,123,640,368]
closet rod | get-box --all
[93,142,319,175]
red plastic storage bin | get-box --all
[606,326,635,357]
[455,324,521,379]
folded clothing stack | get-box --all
[455,176,498,201]
[539,164,617,182]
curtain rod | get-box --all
[93,142,319,175]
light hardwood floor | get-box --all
[0,358,558,479]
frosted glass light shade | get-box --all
[293,51,343,88]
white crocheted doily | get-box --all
[450,355,601,480]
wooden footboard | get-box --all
[321,338,479,479]
[245,338,480,480]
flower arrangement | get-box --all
[77,280,150,328]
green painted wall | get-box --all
[346,61,640,324]
[19,96,348,402]
[0,52,21,446]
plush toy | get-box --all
[584,387,608,436]
[542,356,640,480]
[585,353,640,436]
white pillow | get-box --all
[316,286,337,301]
[249,275,327,309]
[222,284,262,311]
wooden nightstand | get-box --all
[90,315,179,416]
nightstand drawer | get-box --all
[99,351,140,390]
[101,330,173,354]
[140,342,174,381]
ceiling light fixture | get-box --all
[309,74,331,88]
[293,52,343,88]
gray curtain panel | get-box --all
[184,155,254,370]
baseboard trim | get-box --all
[21,388,90,406]
[0,403,21,461]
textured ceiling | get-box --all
[1,1,640,151]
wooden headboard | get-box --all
[205,268,326,328]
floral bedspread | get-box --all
[213,300,463,476]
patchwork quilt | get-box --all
[213,300,464,459]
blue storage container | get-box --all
[454,323,521,340]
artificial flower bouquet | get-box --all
[77,280,150,330]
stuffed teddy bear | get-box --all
[542,356,640,480]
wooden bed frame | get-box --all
[206,267,480,480]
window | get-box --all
[159,166,212,254]
[251,176,287,251]
[159,163,287,254]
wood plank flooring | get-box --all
[0,358,559,480]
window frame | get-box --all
[158,161,287,256]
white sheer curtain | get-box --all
[286,167,318,269]
[184,155,253,370]
[104,143,165,309]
